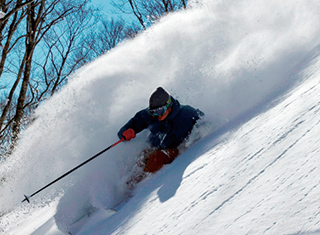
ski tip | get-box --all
[22,195,30,203]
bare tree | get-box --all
[11,0,82,144]
[0,0,144,157]
[94,18,126,53]
[32,1,97,101]
[0,0,95,153]
[0,0,30,152]
[112,0,188,29]
[82,17,140,58]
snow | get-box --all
[0,11,5,19]
[1,0,320,234]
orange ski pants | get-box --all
[143,148,179,173]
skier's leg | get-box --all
[126,148,156,189]
[127,148,179,188]
[144,148,179,173]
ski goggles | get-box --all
[149,97,171,117]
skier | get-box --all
[118,87,204,185]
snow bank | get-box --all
[1,0,320,233]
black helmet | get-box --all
[149,87,171,109]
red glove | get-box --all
[122,128,136,141]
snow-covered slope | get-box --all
[1,0,320,234]
[82,48,320,235]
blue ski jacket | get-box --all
[118,97,204,149]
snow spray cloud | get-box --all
[1,0,320,213]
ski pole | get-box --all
[22,138,124,203]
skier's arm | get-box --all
[117,109,150,140]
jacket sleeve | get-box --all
[117,109,150,139]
